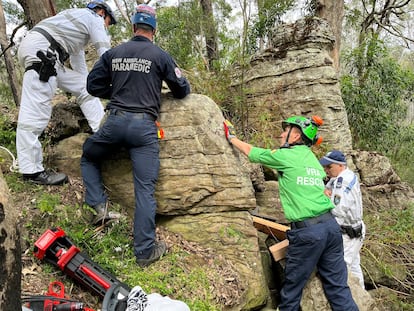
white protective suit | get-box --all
[326,168,366,288]
[16,8,110,174]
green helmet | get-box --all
[282,115,323,146]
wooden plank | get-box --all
[269,239,289,261]
[252,216,290,241]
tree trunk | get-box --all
[0,3,21,106]
[17,0,56,28]
[0,171,22,310]
[314,0,344,72]
[200,0,218,70]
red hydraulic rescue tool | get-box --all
[32,227,131,311]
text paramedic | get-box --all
[112,57,152,73]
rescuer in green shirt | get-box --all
[223,116,358,311]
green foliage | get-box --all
[363,204,414,308]
[0,81,17,107]
[156,3,204,69]
[37,193,61,213]
[341,37,414,183]
[156,0,241,74]
[247,0,295,53]
[3,0,25,24]
[365,204,414,245]
[4,172,28,193]
[0,114,16,153]
[249,112,278,148]
[55,0,85,11]
[70,221,221,310]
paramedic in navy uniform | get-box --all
[81,4,190,267]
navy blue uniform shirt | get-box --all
[87,35,190,119]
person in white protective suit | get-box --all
[320,150,366,289]
[16,0,116,185]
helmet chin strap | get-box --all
[281,127,293,148]
[281,127,304,148]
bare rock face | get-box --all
[350,150,414,212]
[46,98,91,142]
[254,180,286,224]
[85,94,256,215]
[230,17,352,151]
[152,94,256,215]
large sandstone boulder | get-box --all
[53,94,257,215]
[230,17,352,151]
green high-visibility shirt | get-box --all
[248,145,334,222]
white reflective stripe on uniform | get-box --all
[344,174,357,194]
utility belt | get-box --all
[31,27,69,63]
[341,224,363,239]
[290,211,333,229]
[107,109,163,139]
[109,109,156,121]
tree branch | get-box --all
[0,22,26,58]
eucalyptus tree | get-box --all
[0,1,21,105]
[344,0,414,79]
[200,0,218,69]
[17,0,56,27]
[249,0,296,52]
[155,0,232,72]
[306,0,345,71]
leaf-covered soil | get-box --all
[10,174,242,310]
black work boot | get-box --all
[23,170,68,185]
[136,241,167,268]
[91,202,112,226]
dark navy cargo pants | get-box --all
[81,110,159,259]
[278,218,359,311]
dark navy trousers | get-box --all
[279,218,359,311]
[81,110,159,259]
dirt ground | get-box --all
[12,174,241,310]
